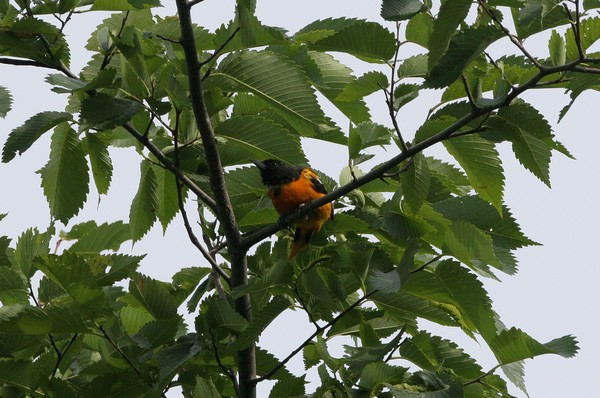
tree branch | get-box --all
[175,1,255,397]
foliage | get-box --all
[1,0,594,397]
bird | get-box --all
[252,159,334,258]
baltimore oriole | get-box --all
[252,159,334,258]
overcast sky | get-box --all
[1,1,597,397]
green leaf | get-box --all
[349,121,392,160]
[80,93,142,130]
[85,132,113,195]
[0,359,33,390]
[0,86,12,118]
[381,0,425,21]
[193,376,222,398]
[269,375,306,398]
[205,298,248,333]
[209,50,326,135]
[157,334,201,379]
[98,254,143,286]
[2,111,72,162]
[152,165,182,233]
[129,275,178,320]
[34,253,105,312]
[443,135,504,213]
[490,328,579,365]
[403,261,497,338]
[406,12,434,48]
[433,195,539,251]
[336,71,388,102]
[565,17,600,61]
[401,153,430,214]
[428,0,472,69]
[233,296,290,351]
[67,221,132,253]
[129,161,158,241]
[549,30,566,66]
[427,25,503,88]
[303,50,370,123]
[0,303,88,334]
[216,115,306,166]
[513,0,570,38]
[442,220,503,273]
[359,362,407,390]
[401,331,483,380]
[398,54,428,79]
[14,227,50,278]
[384,372,464,397]
[0,266,28,305]
[298,18,396,62]
[393,83,420,110]
[38,124,89,224]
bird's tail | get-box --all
[289,227,314,259]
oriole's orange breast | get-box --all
[268,173,332,231]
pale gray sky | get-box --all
[1,1,596,397]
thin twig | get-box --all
[410,254,444,274]
[99,325,143,378]
[210,329,240,395]
[200,27,240,68]
[250,290,376,384]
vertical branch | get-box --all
[174,1,255,397]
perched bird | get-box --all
[252,159,334,258]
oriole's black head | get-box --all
[251,159,303,187]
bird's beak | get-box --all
[251,159,265,171]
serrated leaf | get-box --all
[433,195,539,251]
[398,54,429,79]
[129,161,158,241]
[513,0,570,38]
[2,111,72,162]
[401,153,430,214]
[85,132,113,195]
[158,334,201,379]
[406,12,434,48]
[490,327,579,365]
[565,16,600,61]
[401,331,483,380]
[68,221,132,253]
[549,29,566,66]
[359,362,408,390]
[303,50,370,123]
[98,254,143,286]
[205,298,248,333]
[208,50,325,135]
[427,25,503,88]
[336,71,388,102]
[233,297,290,351]
[428,0,472,69]
[349,121,392,160]
[193,376,222,398]
[0,86,12,118]
[443,219,503,272]
[129,275,178,320]
[152,165,182,232]
[269,375,305,398]
[38,124,89,224]
[403,261,497,338]
[299,18,396,62]
[0,303,88,334]
[216,115,306,166]
[384,372,464,397]
[80,93,141,130]
[14,228,50,278]
[443,135,504,213]
[381,0,425,21]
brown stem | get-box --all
[175,1,254,397]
